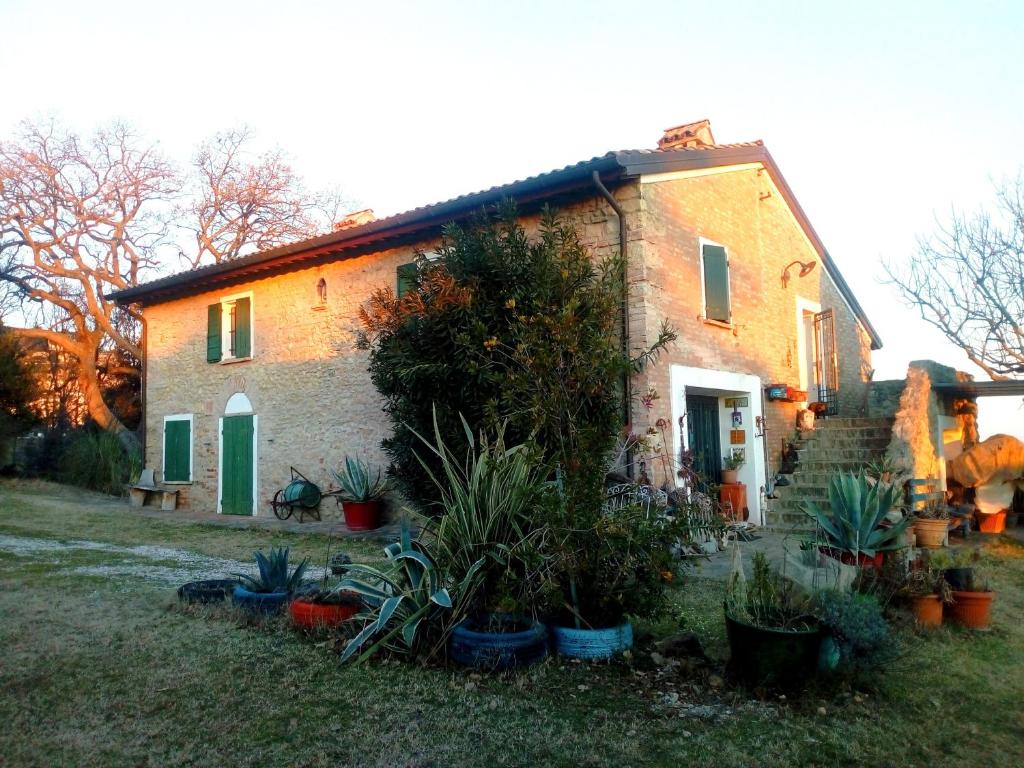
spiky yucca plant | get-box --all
[233,546,309,594]
[802,471,911,557]
[333,456,388,502]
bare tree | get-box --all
[0,121,176,452]
[181,127,343,268]
[887,177,1024,380]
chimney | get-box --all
[658,119,716,150]
[333,208,376,231]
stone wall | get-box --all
[143,165,875,515]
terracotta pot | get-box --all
[912,518,948,549]
[977,510,1006,534]
[949,590,995,629]
[721,469,739,484]
[343,500,381,531]
[289,597,359,630]
[909,594,943,627]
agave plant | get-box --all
[802,471,911,557]
[336,520,483,664]
[333,456,388,502]
[233,546,309,594]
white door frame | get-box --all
[795,296,822,402]
[670,364,766,525]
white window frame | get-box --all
[698,237,732,327]
[162,413,194,484]
[216,290,254,363]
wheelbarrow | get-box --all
[270,467,342,522]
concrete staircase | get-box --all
[764,417,894,530]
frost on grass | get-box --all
[0,534,326,585]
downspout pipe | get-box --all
[592,171,633,478]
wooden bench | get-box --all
[129,468,178,511]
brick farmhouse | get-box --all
[111,120,881,525]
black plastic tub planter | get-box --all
[448,615,548,670]
[550,622,633,660]
[232,585,291,615]
[725,613,822,690]
[177,579,239,604]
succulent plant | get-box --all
[333,456,388,502]
[802,471,911,557]
[233,546,309,594]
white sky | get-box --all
[1,0,1021,436]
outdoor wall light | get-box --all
[781,259,817,288]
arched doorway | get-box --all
[219,393,257,516]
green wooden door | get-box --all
[222,415,254,515]
[686,395,721,486]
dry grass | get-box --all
[1,480,1022,767]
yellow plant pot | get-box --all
[912,518,948,549]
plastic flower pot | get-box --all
[289,596,359,630]
[910,594,943,627]
[949,591,995,629]
[342,500,381,531]
[912,518,948,549]
[232,585,290,615]
[977,511,1006,534]
[448,615,549,670]
[551,623,633,660]
[177,579,239,604]
[725,613,822,690]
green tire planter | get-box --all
[725,613,822,690]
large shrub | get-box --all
[60,427,140,496]
[358,203,672,514]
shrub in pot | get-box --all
[927,547,976,591]
[232,547,308,615]
[895,557,952,627]
[948,562,996,629]
[912,504,951,549]
[721,453,744,485]
[725,550,821,690]
[333,457,387,531]
[802,471,911,568]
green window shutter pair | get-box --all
[396,263,417,297]
[702,244,731,323]
[163,419,191,482]
[206,297,251,361]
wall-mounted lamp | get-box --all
[781,259,816,288]
[316,277,327,304]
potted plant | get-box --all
[912,502,951,549]
[417,416,551,670]
[725,551,821,690]
[813,590,895,672]
[927,547,975,591]
[722,453,744,484]
[333,456,387,531]
[894,556,952,627]
[802,471,911,569]
[947,560,996,629]
[232,546,309,615]
[545,495,684,661]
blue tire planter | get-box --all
[449,616,548,670]
[551,623,633,660]
[232,585,290,615]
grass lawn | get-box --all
[1,480,1022,767]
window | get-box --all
[396,263,417,297]
[206,293,252,363]
[700,240,731,324]
[163,414,193,483]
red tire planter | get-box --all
[343,500,381,531]
[820,547,884,569]
[949,591,995,629]
[289,598,359,630]
[910,595,943,627]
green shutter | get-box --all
[206,304,222,362]
[702,244,731,323]
[396,263,417,296]
[234,296,251,358]
[163,419,191,482]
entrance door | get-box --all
[813,309,839,415]
[686,395,721,485]
[221,414,254,515]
